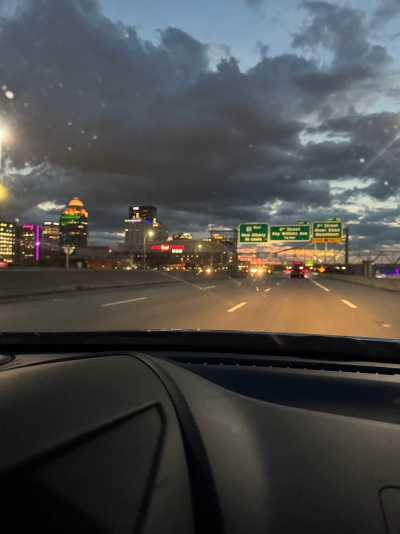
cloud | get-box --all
[245,0,264,9]
[37,200,66,212]
[0,0,398,248]
[373,0,400,26]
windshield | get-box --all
[0,0,399,339]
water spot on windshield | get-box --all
[5,91,14,99]
[359,158,365,163]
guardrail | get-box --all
[326,274,400,292]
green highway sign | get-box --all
[297,220,310,225]
[239,223,269,243]
[270,225,310,241]
[326,217,342,222]
[312,221,342,243]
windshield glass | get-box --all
[0,0,399,338]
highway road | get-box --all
[0,274,399,339]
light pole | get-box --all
[143,230,154,269]
[198,203,215,270]
[196,243,202,268]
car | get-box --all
[289,261,305,278]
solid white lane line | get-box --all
[101,297,149,307]
[227,302,247,313]
[310,280,330,292]
[264,288,271,293]
[202,286,216,290]
[341,299,357,309]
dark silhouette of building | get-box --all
[129,205,157,222]
[59,197,89,249]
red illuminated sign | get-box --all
[151,244,185,252]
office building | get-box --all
[152,221,168,241]
[59,197,89,249]
[172,232,193,240]
[42,222,60,252]
[17,225,41,261]
[129,205,157,222]
[124,219,154,246]
[0,221,16,263]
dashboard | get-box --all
[1,344,400,534]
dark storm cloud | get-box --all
[245,0,264,8]
[0,0,398,247]
[373,0,400,26]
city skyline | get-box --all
[0,0,399,248]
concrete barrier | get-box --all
[0,268,234,298]
[0,269,211,298]
[326,274,400,292]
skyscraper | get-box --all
[59,197,89,249]
[0,221,16,263]
[16,225,41,261]
[124,219,154,246]
[129,205,157,222]
[42,222,60,252]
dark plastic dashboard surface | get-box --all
[1,346,400,534]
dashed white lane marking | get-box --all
[264,288,271,293]
[341,299,357,309]
[202,286,216,290]
[101,297,148,307]
[227,302,247,313]
[276,283,280,286]
[382,324,391,328]
[310,280,330,292]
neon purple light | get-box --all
[35,226,40,261]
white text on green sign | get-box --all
[270,225,310,241]
[239,223,269,243]
[313,222,342,241]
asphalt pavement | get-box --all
[0,273,399,339]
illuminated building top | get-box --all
[62,197,88,218]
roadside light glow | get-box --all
[206,268,211,273]
[0,185,8,199]
[0,130,3,138]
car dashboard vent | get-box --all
[166,356,400,377]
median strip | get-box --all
[227,302,247,313]
[310,280,330,292]
[341,299,357,309]
[101,297,149,307]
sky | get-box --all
[0,0,399,248]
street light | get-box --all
[196,243,202,269]
[143,230,154,269]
